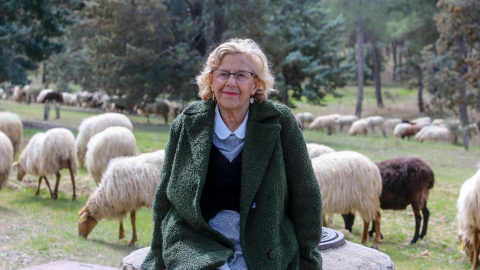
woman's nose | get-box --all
[226,73,237,87]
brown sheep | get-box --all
[136,100,170,124]
[400,124,422,139]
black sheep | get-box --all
[343,157,435,244]
[42,92,63,104]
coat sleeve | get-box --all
[277,104,323,269]
[141,118,182,270]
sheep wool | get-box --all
[457,168,480,269]
[79,150,165,246]
[0,112,23,157]
[311,150,382,248]
[312,151,381,222]
[76,112,133,166]
[16,128,77,199]
[306,143,335,159]
[308,114,340,131]
[349,119,368,136]
[86,126,137,184]
[0,131,13,190]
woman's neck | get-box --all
[218,106,248,132]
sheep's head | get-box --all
[78,206,98,239]
[12,162,25,181]
[458,232,474,259]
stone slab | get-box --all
[120,241,396,270]
[19,260,118,270]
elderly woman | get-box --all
[142,38,323,270]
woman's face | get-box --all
[211,54,258,116]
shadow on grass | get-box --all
[88,238,143,252]
[0,205,20,216]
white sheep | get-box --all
[76,112,133,167]
[308,114,341,132]
[411,117,432,127]
[415,126,452,142]
[0,131,14,191]
[62,92,77,106]
[335,115,358,132]
[0,112,23,157]
[383,118,402,132]
[349,119,368,136]
[311,151,382,249]
[457,168,480,269]
[296,112,314,128]
[86,126,137,184]
[14,128,77,200]
[365,116,386,137]
[306,143,335,159]
[78,149,165,246]
[36,89,53,103]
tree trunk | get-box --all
[42,63,49,88]
[213,0,224,44]
[476,84,480,113]
[457,39,469,150]
[392,42,397,81]
[355,12,365,118]
[417,73,424,112]
[372,41,384,108]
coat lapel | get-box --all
[241,101,281,216]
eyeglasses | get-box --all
[211,70,255,84]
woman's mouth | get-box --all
[222,91,238,97]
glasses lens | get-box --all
[235,71,250,83]
[213,70,229,82]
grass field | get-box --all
[0,86,479,269]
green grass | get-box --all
[1,86,479,269]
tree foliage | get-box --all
[0,0,80,85]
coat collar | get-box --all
[183,99,282,214]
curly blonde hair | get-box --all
[196,38,276,103]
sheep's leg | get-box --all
[381,128,386,138]
[119,221,125,239]
[68,165,76,201]
[129,210,137,246]
[147,116,150,124]
[361,220,369,244]
[410,205,422,244]
[419,204,430,239]
[35,176,43,196]
[43,176,55,199]
[372,211,382,249]
[473,232,480,270]
[322,215,327,227]
[52,172,61,200]
[369,221,384,239]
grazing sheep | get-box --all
[306,143,335,159]
[13,85,29,103]
[295,117,304,130]
[78,150,165,246]
[42,91,64,104]
[311,151,382,249]
[86,126,137,184]
[36,89,53,103]
[0,131,14,191]
[349,119,368,136]
[393,123,411,138]
[62,92,77,106]
[0,87,6,99]
[383,118,402,132]
[345,157,435,244]
[76,113,133,167]
[457,168,480,270]
[296,112,314,128]
[415,126,452,142]
[365,116,386,137]
[400,124,422,139]
[309,114,340,133]
[335,115,358,132]
[136,100,170,124]
[411,117,432,127]
[14,128,77,200]
[0,112,23,157]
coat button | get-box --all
[268,250,276,259]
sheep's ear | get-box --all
[12,162,18,172]
[78,206,89,222]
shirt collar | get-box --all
[215,105,248,139]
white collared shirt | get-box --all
[213,105,247,162]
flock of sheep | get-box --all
[2,107,480,268]
[296,112,479,143]
[0,111,166,246]
[3,85,185,124]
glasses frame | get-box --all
[210,70,255,84]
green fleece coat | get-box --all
[142,99,323,270]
